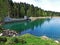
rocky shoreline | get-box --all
[0,28,60,44]
[0,23,60,44]
[0,28,18,37]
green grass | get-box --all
[0,34,60,45]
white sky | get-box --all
[12,0,60,12]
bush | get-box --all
[13,37,20,43]
[0,37,7,43]
[0,25,3,33]
[12,37,27,44]
[19,38,27,44]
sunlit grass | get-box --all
[0,34,60,45]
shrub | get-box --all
[0,37,7,43]
[19,38,27,44]
[13,38,20,43]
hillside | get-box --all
[0,34,60,45]
[0,0,60,21]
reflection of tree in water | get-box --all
[3,19,47,32]
[30,19,46,30]
[46,18,51,22]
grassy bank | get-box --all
[0,34,60,45]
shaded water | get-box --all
[3,18,60,40]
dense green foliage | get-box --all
[0,0,60,21]
[0,0,8,21]
[0,0,60,20]
[0,34,60,45]
[9,1,60,17]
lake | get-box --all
[3,18,60,40]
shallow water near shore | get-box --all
[2,18,60,40]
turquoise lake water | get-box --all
[3,18,60,40]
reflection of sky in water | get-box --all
[3,18,60,40]
[21,18,60,40]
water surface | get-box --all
[3,18,60,40]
